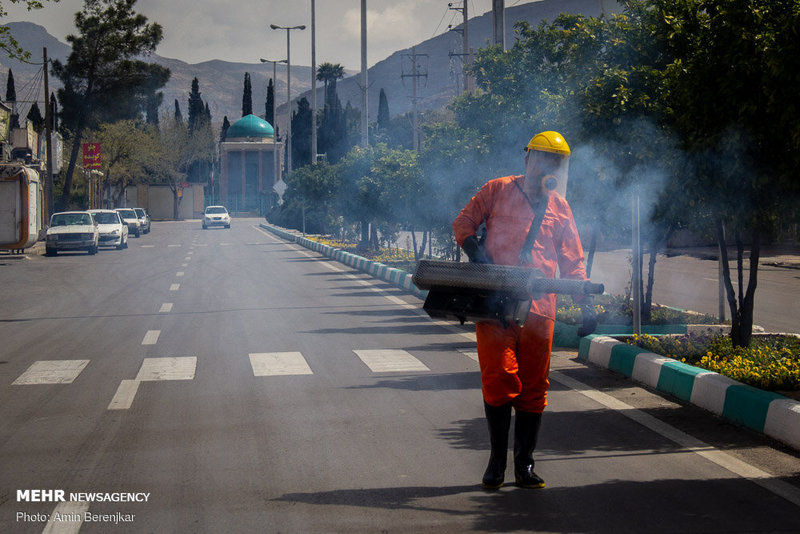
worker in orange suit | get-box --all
[452,131,597,489]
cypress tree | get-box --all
[220,116,230,142]
[242,72,253,117]
[188,77,204,131]
[265,78,274,125]
[377,88,390,130]
[5,69,16,102]
[174,99,183,122]
[50,93,58,130]
[27,102,45,133]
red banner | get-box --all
[82,143,101,169]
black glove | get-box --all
[577,305,598,337]
[461,235,491,264]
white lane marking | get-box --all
[42,500,89,533]
[170,283,180,291]
[181,263,188,267]
[168,244,182,248]
[354,349,429,373]
[550,370,800,508]
[459,349,479,362]
[176,271,185,277]
[140,244,155,248]
[187,251,194,255]
[159,303,173,313]
[141,330,160,345]
[107,379,140,410]
[136,357,197,381]
[220,242,232,246]
[194,243,208,247]
[249,352,313,376]
[12,360,90,385]
[184,256,191,261]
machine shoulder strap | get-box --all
[513,178,548,266]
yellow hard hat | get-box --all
[525,131,571,157]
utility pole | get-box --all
[492,0,505,50]
[311,0,317,162]
[401,47,428,151]
[270,24,306,174]
[360,0,368,147]
[448,1,472,92]
[42,47,54,219]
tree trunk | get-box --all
[716,220,760,348]
[411,229,419,261]
[418,231,428,260]
[586,225,598,278]
[61,119,86,208]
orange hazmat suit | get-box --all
[453,175,587,413]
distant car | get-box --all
[45,211,99,256]
[88,209,128,250]
[133,208,151,234]
[203,205,231,229]
[116,208,141,237]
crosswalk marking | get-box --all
[141,330,160,345]
[12,360,90,385]
[459,349,479,363]
[107,379,140,410]
[159,303,173,313]
[136,357,197,381]
[354,349,430,373]
[170,283,180,291]
[249,352,313,376]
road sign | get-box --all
[82,143,101,169]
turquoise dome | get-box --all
[226,114,274,139]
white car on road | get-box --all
[88,209,128,250]
[45,211,99,256]
[116,208,141,237]
[202,206,231,229]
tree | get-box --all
[377,88,390,131]
[291,97,312,169]
[5,68,15,101]
[0,1,59,61]
[242,72,252,117]
[220,115,230,142]
[52,0,168,208]
[26,101,44,132]
[265,78,274,125]
[96,119,152,207]
[173,99,182,122]
[316,62,344,108]
[187,77,205,132]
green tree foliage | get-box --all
[5,68,15,101]
[52,0,168,208]
[26,100,43,132]
[0,1,59,61]
[95,119,152,206]
[187,77,205,132]
[265,78,274,125]
[220,115,230,142]
[316,62,344,108]
[376,88,390,130]
[173,99,182,122]
[241,72,252,117]
[291,96,312,169]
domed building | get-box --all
[219,114,284,214]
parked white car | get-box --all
[116,208,141,237]
[45,211,99,256]
[88,209,128,250]
[133,208,151,234]
[202,205,231,229]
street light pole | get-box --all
[270,23,306,174]
[311,0,317,162]
[260,58,287,200]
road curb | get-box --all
[260,223,428,299]
[578,335,800,451]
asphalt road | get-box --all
[590,249,800,334]
[1,219,798,533]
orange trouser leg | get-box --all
[476,315,554,412]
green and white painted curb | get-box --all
[578,335,800,451]
[260,223,428,299]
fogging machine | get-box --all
[412,260,604,326]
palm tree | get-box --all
[316,62,345,107]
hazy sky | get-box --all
[3,0,527,69]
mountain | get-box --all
[1,0,619,128]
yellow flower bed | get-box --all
[630,334,800,392]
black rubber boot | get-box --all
[514,410,545,488]
[482,401,512,489]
